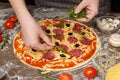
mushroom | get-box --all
[108,33,120,47]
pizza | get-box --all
[13,19,100,71]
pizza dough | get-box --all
[105,63,120,80]
[13,19,100,71]
[108,33,120,47]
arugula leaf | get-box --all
[1,34,9,49]
[69,7,87,19]
[69,0,87,19]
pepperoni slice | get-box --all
[53,28,64,34]
[73,23,81,33]
[42,52,55,60]
[67,36,78,43]
[59,44,69,51]
[80,38,92,45]
[54,34,64,40]
[70,49,82,58]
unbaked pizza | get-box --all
[13,19,100,71]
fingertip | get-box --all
[74,1,86,14]
[74,8,80,14]
[43,43,54,50]
[46,40,55,46]
[41,34,55,46]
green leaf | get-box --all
[69,8,87,19]
[55,46,69,54]
[1,34,9,49]
[36,69,58,80]
[69,0,87,19]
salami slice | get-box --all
[70,49,82,58]
[73,23,81,33]
[59,44,69,51]
[42,52,55,60]
[54,34,64,40]
[80,38,92,45]
[53,28,64,35]
[67,36,78,43]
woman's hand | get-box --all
[21,21,55,51]
[9,0,55,51]
[74,0,99,22]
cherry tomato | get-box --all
[59,72,73,80]
[0,35,3,43]
[8,16,17,22]
[4,20,14,29]
[83,66,97,78]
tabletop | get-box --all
[0,2,120,80]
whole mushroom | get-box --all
[108,33,120,47]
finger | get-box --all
[32,43,47,51]
[32,43,53,51]
[43,43,53,50]
[76,18,90,23]
[76,10,97,22]
[40,32,55,46]
[74,1,87,14]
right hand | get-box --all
[21,21,55,51]
[74,0,99,22]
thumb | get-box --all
[74,2,87,14]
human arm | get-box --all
[74,0,99,22]
[9,0,55,51]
